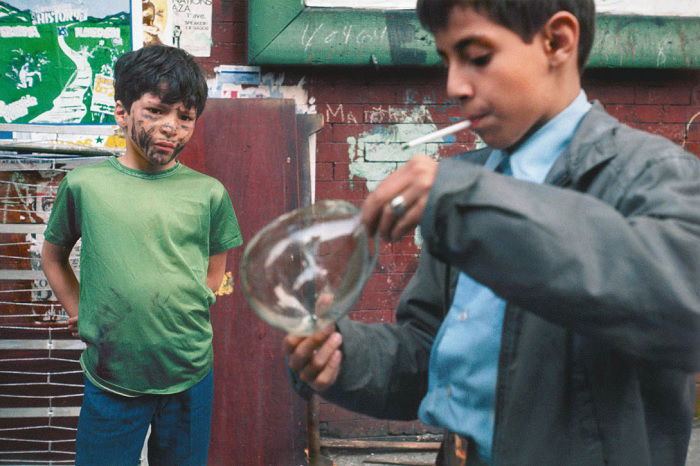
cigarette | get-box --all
[401,120,472,150]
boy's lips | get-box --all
[154,141,175,151]
[465,113,487,129]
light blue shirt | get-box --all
[418,91,592,463]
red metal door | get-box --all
[179,98,313,465]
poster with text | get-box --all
[141,0,212,57]
[0,0,131,124]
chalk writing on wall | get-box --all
[302,23,388,52]
[304,0,700,16]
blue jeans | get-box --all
[75,371,213,466]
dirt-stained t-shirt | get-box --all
[44,157,242,396]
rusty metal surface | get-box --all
[179,98,310,465]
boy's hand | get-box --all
[361,154,437,242]
[283,324,343,393]
[66,315,78,337]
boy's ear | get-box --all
[541,11,579,69]
[114,100,128,128]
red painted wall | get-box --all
[206,0,700,439]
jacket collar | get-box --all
[544,101,620,187]
[460,101,621,188]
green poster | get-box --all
[0,0,132,124]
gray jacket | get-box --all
[321,103,700,465]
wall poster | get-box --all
[0,0,132,125]
[138,0,212,57]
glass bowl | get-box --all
[240,200,378,335]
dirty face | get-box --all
[434,6,559,150]
[115,92,196,171]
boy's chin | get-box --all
[146,152,178,166]
[478,129,530,152]
[476,133,512,150]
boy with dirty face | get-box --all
[41,45,242,465]
[285,1,700,464]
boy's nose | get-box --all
[160,119,177,135]
[446,66,474,101]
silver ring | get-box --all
[389,195,408,217]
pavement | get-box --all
[323,425,700,465]
[322,448,437,466]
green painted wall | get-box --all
[248,2,700,69]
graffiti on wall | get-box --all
[0,0,131,124]
[304,0,700,16]
[301,23,388,53]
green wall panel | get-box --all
[248,1,700,69]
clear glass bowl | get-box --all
[240,200,379,335]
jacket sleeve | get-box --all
[320,250,447,420]
[420,148,700,372]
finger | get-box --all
[66,317,78,333]
[315,292,334,314]
[310,330,342,369]
[390,207,423,241]
[389,190,431,241]
[386,157,437,240]
[360,191,384,237]
[287,324,336,372]
[282,334,304,355]
[298,331,342,387]
[361,168,412,235]
[373,155,438,241]
[284,321,334,353]
[377,200,402,242]
[378,189,422,242]
[310,349,343,392]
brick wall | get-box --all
[207,0,700,439]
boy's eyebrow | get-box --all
[453,36,495,51]
[139,96,194,113]
[436,35,495,57]
[142,98,167,107]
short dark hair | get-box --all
[114,45,208,117]
[416,0,596,70]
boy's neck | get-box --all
[507,82,583,154]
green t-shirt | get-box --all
[44,157,242,396]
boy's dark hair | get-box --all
[417,0,595,71]
[114,45,208,117]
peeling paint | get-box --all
[260,73,317,114]
[348,122,441,188]
[212,73,317,115]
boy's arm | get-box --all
[206,250,228,292]
[41,240,79,334]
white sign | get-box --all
[303,0,700,17]
[134,0,213,57]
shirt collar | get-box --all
[486,90,592,183]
